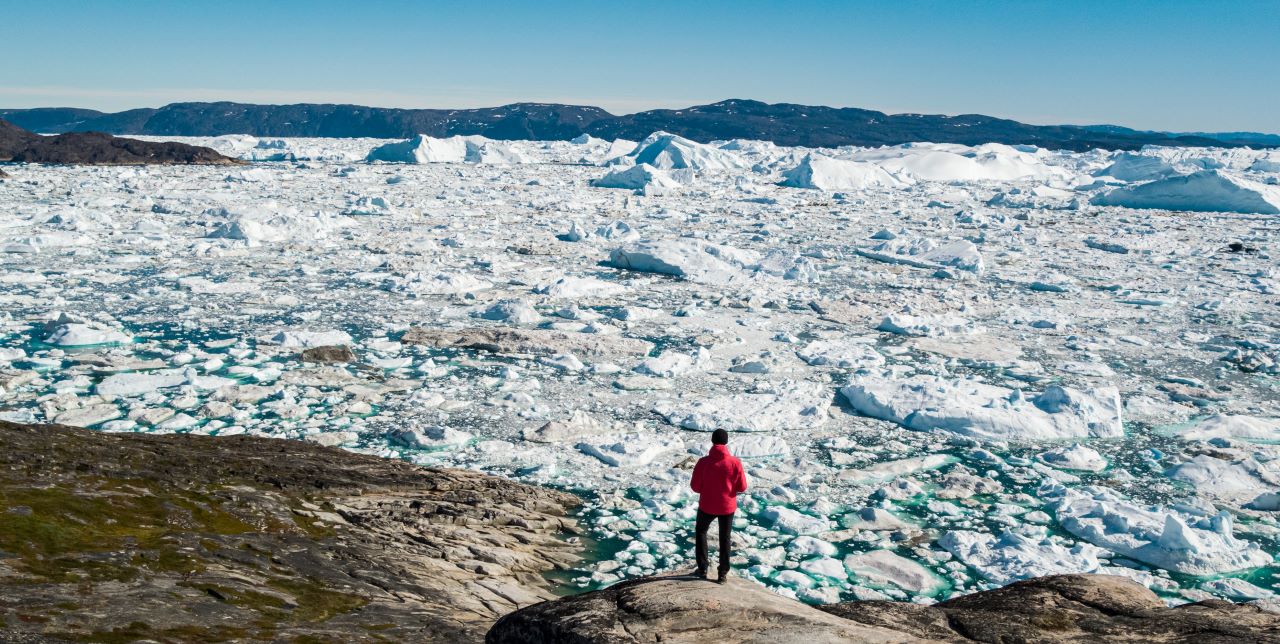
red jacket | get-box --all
[690,444,748,514]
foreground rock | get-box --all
[0,421,581,642]
[488,574,1280,643]
[0,118,239,165]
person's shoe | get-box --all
[716,571,729,584]
[692,568,708,580]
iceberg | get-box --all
[591,164,682,195]
[940,529,1102,585]
[1091,170,1280,215]
[840,374,1123,441]
[607,238,759,285]
[779,154,903,191]
[621,131,746,171]
[1053,486,1273,575]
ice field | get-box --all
[1,132,1278,606]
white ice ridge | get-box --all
[653,380,832,433]
[613,131,746,171]
[779,154,903,191]
[1051,486,1274,575]
[840,374,1123,441]
[1091,170,1280,215]
[591,164,682,195]
[365,134,525,164]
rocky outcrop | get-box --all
[0,420,582,642]
[299,344,356,363]
[0,118,239,165]
[488,573,1280,643]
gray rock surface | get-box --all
[488,573,1280,643]
[0,420,582,642]
[299,344,356,363]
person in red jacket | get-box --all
[689,428,748,583]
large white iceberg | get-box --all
[1093,152,1179,182]
[840,374,1123,441]
[1091,170,1280,214]
[619,131,746,171]
[779,154,903,191]
[365,134,525,164]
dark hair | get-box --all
[711,429,729,445]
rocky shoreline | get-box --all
[1,422,1277,642]
[0,421,580,642]
[0,119,239,165]
[488,573,1280,643]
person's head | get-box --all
[711,429,729,445]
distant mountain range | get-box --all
[2,100,1275,152]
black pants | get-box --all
[695,510,733,574]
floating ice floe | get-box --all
[779,154,903,191]
[591,163,683,195]
[761,506,833,535]
[207,212,350,245]
[524,410,606,443]
[42,313,131,347]
[857,236,985,275]
[843,550,947,595]
[577,431,684,467]
[877,313,983,337]
[1091,170,1280,215]
[390,271,494,295]
[940,529,1102,585]
[837,454,954,484]
[840,374,1123,441]
[730,434,791,458]
[1166,414,1280,442]
[535,276,625,299]
[608,238,760,286]
[270,329,353,348]
[654,380,831,433]
[1052,486,1273,575]
[1038,444,1108,472]
[391,425,474,450]
[1165,455,1280,507]
[795,339,885,369]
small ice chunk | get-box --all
[1038,444,1108,472]
[761,506,832,535]
[843,550,947,595]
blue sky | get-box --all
[4,0,1277,132]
